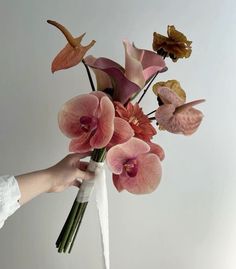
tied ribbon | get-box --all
[76,160,110,269]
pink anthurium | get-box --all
[84,41,166,104]
[155,87,205,135]
[106,138,162,194]
[58,91,115,153]
[47,20,96,73]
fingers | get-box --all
[72,180,81,188]
[75,169,94,180]
[67,152,91,162]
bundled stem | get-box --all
[56,148,106,253]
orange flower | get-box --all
[47,20,96,73]
[114,102,156,141]
[153,25,192,62]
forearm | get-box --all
[15,169,51,205]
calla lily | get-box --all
[47,20,96,73]
[155,86,205,135]
[106,138,162,194]
[84,41,166,104]
[58,91,115,153]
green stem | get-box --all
[58,201,80,253]
[68,202,88,253]
[56,199,77,248]
[63,202,82,252]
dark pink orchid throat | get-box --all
[123,158,138,177]
[80,116,98,133]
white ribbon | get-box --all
[76,160,110,269]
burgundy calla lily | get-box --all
[84,41,166,104]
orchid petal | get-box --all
[107,117,134,149]
[116,153,162,194]
[90,96,115,148]
[58,94,99,138]
[113,174,124,192]
[106,138,150,174]
[147,142,165,161]
[69,134,93,153]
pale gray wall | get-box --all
[0,0,235,268]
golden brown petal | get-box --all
[152,25,192,62]
[153,80,186,103]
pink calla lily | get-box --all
[84,41,166,104]
[155,87,205,135]
[58,91,115,152]
[106,138,162,194]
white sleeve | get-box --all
[0,175,21,229]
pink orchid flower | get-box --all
[106,138,162,194]
[155,87,205,135]
[58,91,134,153]
[58,91,114,152]
[84,41,166,104]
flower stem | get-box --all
[55,147,106,253]
[82,59,95,91]
[146,109,157,116]
[148,117,156,121]
[137,71,160,104]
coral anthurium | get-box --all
[84,41,166,104]
[106,138,162,194]
[155,87,205,135]
[47,20,96,73]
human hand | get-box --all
[16,153,94,205]
[46,153,94,193]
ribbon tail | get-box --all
[94,167,110,269]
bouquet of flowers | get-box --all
[47,20,205,255]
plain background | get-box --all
[0,0,235,268]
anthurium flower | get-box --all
[153,80,186,104]
[153,25,192,62]
[155,86,205,135]
[106,138,162,194]
[47,20,96,73]
[58,91,115,153]
[114,101,157,141]
[84,41,166,104]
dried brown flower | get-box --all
[153,25,192,62]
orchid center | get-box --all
[123,158,138,177]
[80,116,98,133]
